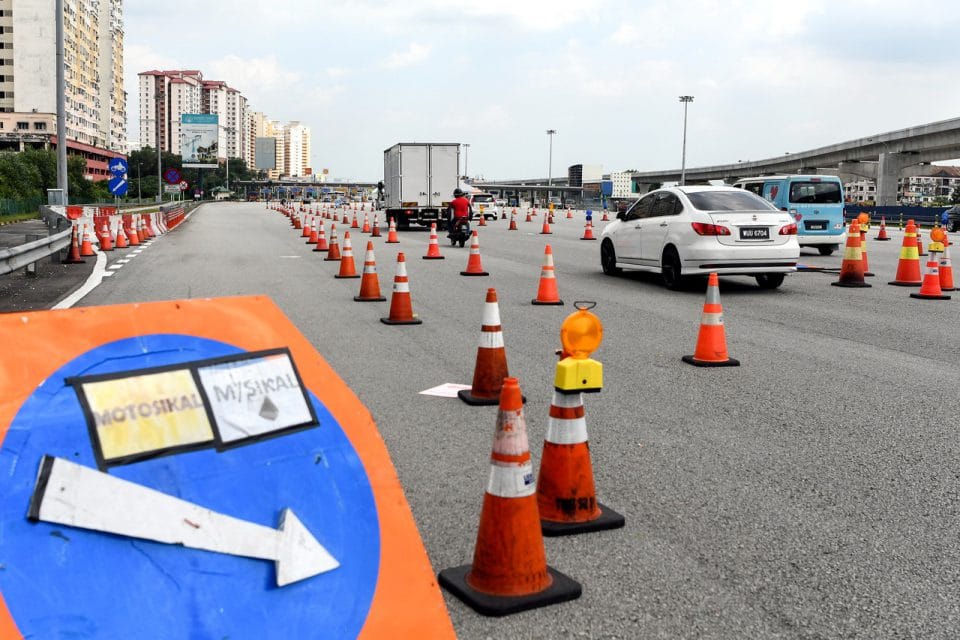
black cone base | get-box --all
[531,299,564,306]
[422,255,445,260]
[380,316,423,325]
[580,237,596,241]
[324,256,340,262]
[385,240,399,243]
[312,247,329,252]
[460,271,489,276]
[888,281,921,287]
[541,502,626,537]
[354,295,386,301]
[910,292,951,300]
[831,281,872,288]
[875,237,892,241]
[458,389,526,406]
[334,274,361,279]
[438,565,581,617]
[681,355,740,367]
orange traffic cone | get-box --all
[601,210,609,222]
[537,389,625,536]
[859,226,874,277]
[875,216,890,240]
[381,253,423,325]
[439,377,582,616]
[371,214,381,237]
[80,224,95,257]
[423,223,444,260]
[566,208,573,219]
[114,222,128,249]
[540,217,552,234]
[580,221,596,241]
[531,245,563,306]
[682,273,739,367]
[354,241,386,301]
[126,218,140,246]
[361,213,371,234]
[479,214,487,227]
[306,218,318,244]
[62,224,85,264]
[335,231,360,278]
[940,235,955,291]
[99,222,113,252]
[917,222,927,256]
[509,213,518,231]
[341,211,349,224]
[459,288,511,405]
[302,215,312,238]
[385,217,400,243]
[461,230,489,276]
[351,213,360,229]
[313,220,329,252]
[525,211,533,223]
[832,222,871,287]
[910,258,951,300]
[324,225,342,262]
[889,221,922,286]
[136,218,146,243]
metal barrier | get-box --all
[0,226,71,276]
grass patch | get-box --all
[0,211,40,225]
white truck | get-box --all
[382,143,460,229]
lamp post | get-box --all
[546,129,557,205]
[679,95,694,186]
[463,143,470,179]
[137,162,142,202]
[55,0,68,203]
[221,125,236,194]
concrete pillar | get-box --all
[877,152,909,206]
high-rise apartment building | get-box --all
[284,121,311,177]
[0,0,126,180]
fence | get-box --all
[0,197,44,217]
[843,205,950,226]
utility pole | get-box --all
[55,0,68,203]
[679,96,694,186]
[546,129,557,204]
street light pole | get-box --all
[679,96,694,186]
[463,143,470,179]
[55,0,68,203]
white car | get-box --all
[600,186,799,289]
[469,192,500,220]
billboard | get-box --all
[255,137,277,170]
[181,114,219,168]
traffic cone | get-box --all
[565,208,573,219]
[114,222,128,249]
[682,273,740,367]
[351,213,360,229]
[126,218,140,246]
[371,214,381,237]
[306,218,318,244]
[341,212,349,224]
[889,221,922,286]
[302,215,312,238]
[831,221,871,287]
[362,213,371,234]
[601,211,609,222]
[525,211,533,223]
[939,237,955,291]
[313,220,329,252]
[381,253,423,325]
[917,223,927,256]
[354,241,386,301]
[459,288,511,405]
[80,224,95,257]
[439,377,582,616]
[479,214,487,227]
[423,223,444,260]
[859,227,874,277]
[540,217,552,235]
[580,221,596,241]
[137,218,146,243]
[98,222,113,252]
[461,230,489,276]
[910,258,951,300]
[537,390,625,536]
[324,225,342,262]
[385,217,400,243]
[875,216,890,240]
[335,231,360,278]
[509,213,518,231]
[62,224,85,264]
[531,245,564,306]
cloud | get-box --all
[381,43,432,69]
[439,104,511,130]
[207,54,301,97]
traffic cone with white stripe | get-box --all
[62,224,85,264]
[439,377,582,616]
[126,217,140,246]
[537,390,625,536]
[682,273,740,367]
[531,245,564,305]
[114,221,128,249]
[859,226,874,276]
[354,241,386,301]
[324,224,342,262]
[889,221,922,286]
[580,221,596,240]
[479,213,487,226]
[137,217,147,243]
[351,213,360,229]
[459,288,511,406]
[910,258,950,300]
[385,217,400,243]
[371,214,381,238]
[306,217,319,244]
[601,210,609,221]
[875,216,890,240]
[461,230,489,276]
[939,235,955,291]
[423,223,444,259]
[80,224,95,257]
[566,208,573,219]
[509,212,519,231]
[335,231,360,278]
[540,216,552,234]
[831,221,871,287]
[313,220,329,252]
[341,211,349,225]
[381,253,422,325]
[98,222,113,252]
[525,210,533,223]
[361,213,371,234]
[302,215,312,238]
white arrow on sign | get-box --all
[29,456,339,586]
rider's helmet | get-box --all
[453,188,464,197]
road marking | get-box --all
[53,250,106,310]
[29,456,339,587]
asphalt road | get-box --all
[77,203,960,639]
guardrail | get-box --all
[0,226,71,276]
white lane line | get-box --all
[116,259,130,264]
[108,264,123,270]
[103,271,114,277]
[53,250,107,310]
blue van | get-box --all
[733,175,846,255]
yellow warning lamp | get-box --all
[554,302,603,393]
[929,226,947,253]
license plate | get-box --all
[739,226,769,240]
[805,221,826,230]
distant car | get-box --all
[469,192,500,220]
[495,198,506,207]
[946,205,960,232]
[600,185,799,290]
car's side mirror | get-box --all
[616,211,626,220]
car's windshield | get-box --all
[473,194,495,203]
[685,190,779,212]
[789,181,842,204]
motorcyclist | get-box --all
[447,188,473,236]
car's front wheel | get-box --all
[600,240,620,275]
[755,273,785,289]
[661,247,683,290]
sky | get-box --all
[124,0,960,182]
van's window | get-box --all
[738,182,764,196]
[789,181,841,204]
[472,194,495,203]
[686,191,778,212]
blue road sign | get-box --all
[164,168,182,185]
[109,158,128,176]
[108,176,128,196]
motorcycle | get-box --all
[447,217,471,247]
